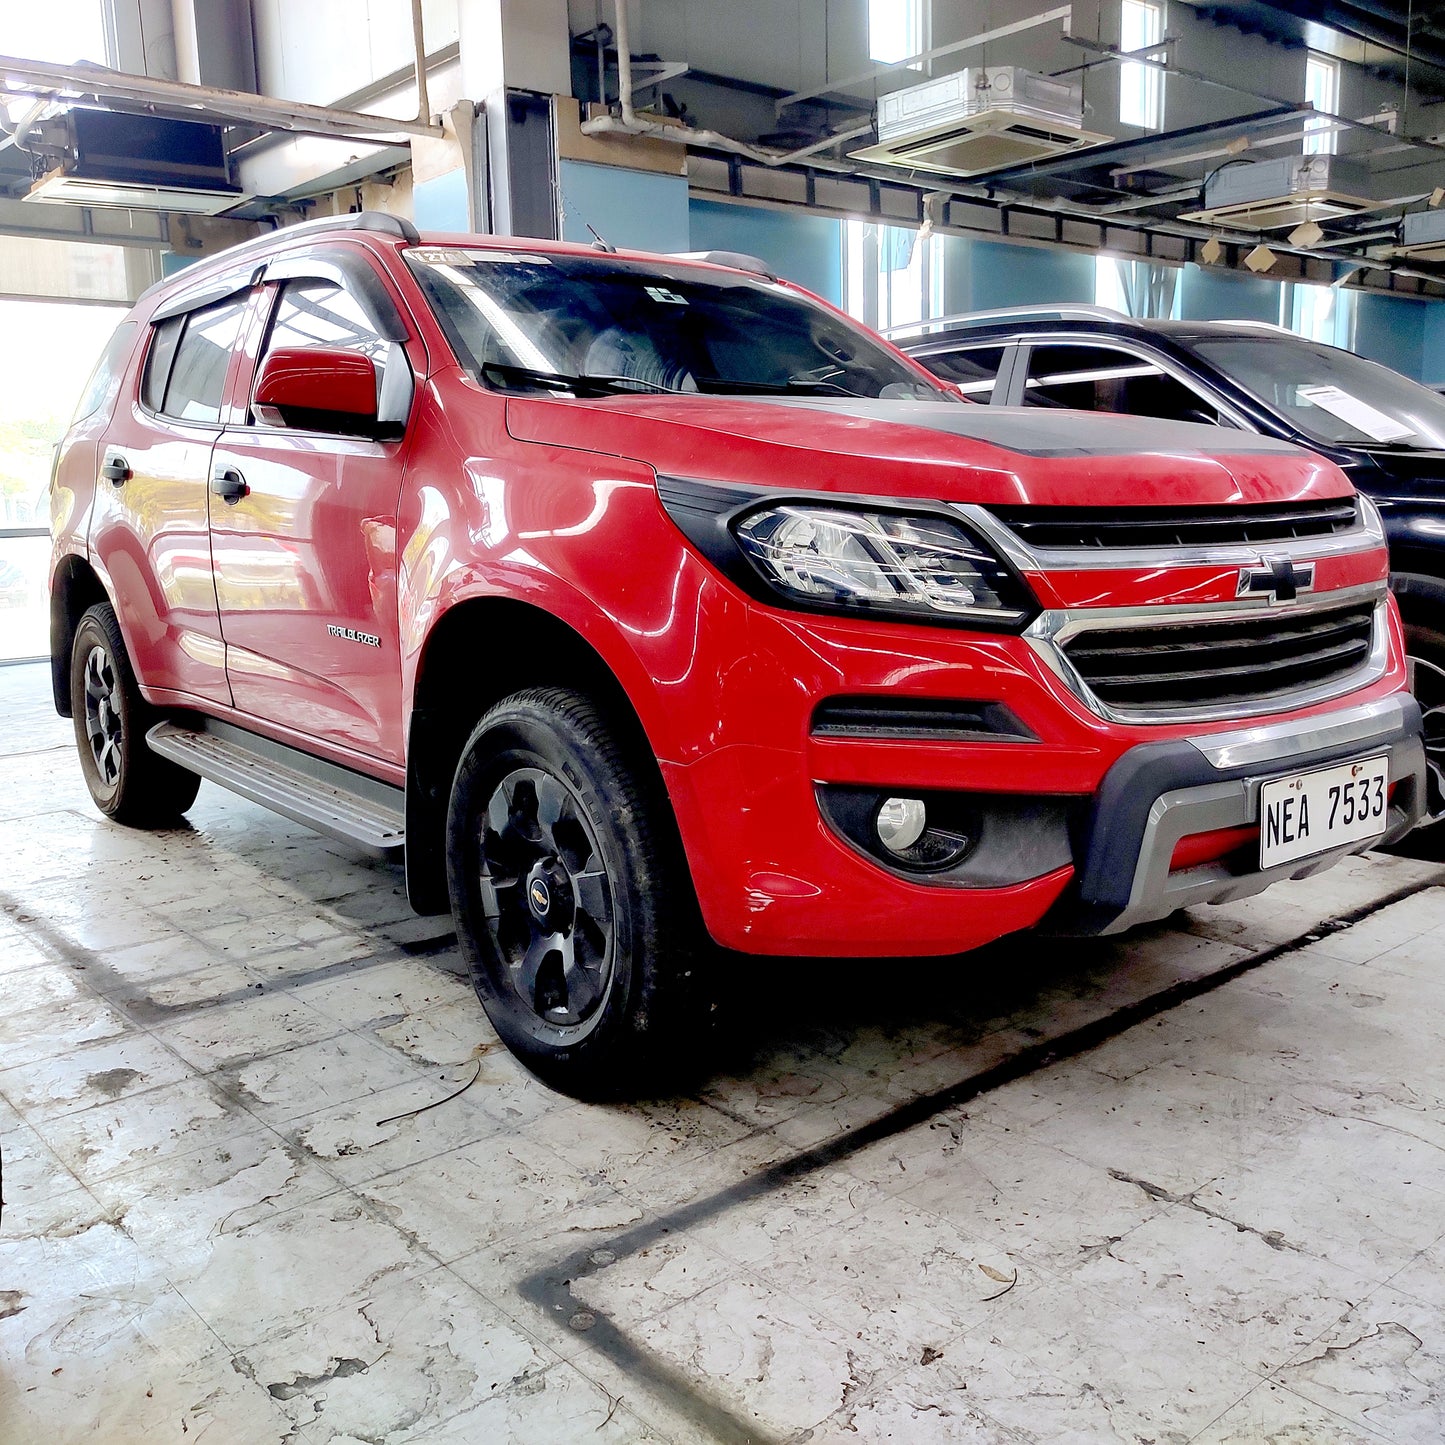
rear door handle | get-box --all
[101,455,131,485]
[210,465,249,503]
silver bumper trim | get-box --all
[1187,695,1411,771]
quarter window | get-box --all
[147,296,250,424]
[1022,343,1220,424]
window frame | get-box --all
[1010,334,1254,426]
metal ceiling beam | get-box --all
[1237,1,1445,75]
[0,55,443,143]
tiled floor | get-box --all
[2,658,1443,1444]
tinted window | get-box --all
[918,345,1007,400]
[159,297,250,424]
[74,320,138,423]
[1191,336,1445,449]
[259,279,391,403]
[1022,343,1221,424]
[406,248,945,401]
[141,316,183,414]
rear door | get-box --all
[88,289,253,706]
[207,250,419,764]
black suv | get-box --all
[902,306,1445,817]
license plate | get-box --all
[1259,755,1389,870]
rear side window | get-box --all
[1021,342,1222,424]
[73,320,139,423]
[919,345,1008,400]
[143,294,250,424]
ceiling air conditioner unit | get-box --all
[849,66,1110,176]
[23,109,243,214]
[1392,207,1445,261]
[1180,155,1380,229]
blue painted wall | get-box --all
[1176,265,1280,324]
[1424,310,1445,386]
[559,160,690,254]
[1354,291,1427,383]
[688,199,842,300]
[413,169,470,232]
[942,238,1095,314]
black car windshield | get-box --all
[405,246,946,401]
[1190,334,1445,450]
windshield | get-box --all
[1190,335,1445,450]
[405,246,946,401]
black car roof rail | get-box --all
[667,249,779,282]
[136,210,421,306]
[883,303,1131,338]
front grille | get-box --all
[992,497,1358,551]
[1060,599,1377,713]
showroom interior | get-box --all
[4,0,1445,1441]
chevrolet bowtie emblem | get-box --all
[1237,556,1315,603]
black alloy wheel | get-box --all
[69,603,201,825]
[479,766,615,1028]
[445,687,709,1096]
[1408,636,1445,825]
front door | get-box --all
[208,270,415,763]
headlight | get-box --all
[732,503,1035,626]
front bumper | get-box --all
[1058,693,1427,936]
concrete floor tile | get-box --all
[0,992,134,1070]
[169,1191,436,1352]
[1192,1379,1390,1443]
[0,1030,195,1123]
[1273,1287,1445,1444]
[152,990,344,1071]
[230,1265,554,1443]
[39,1075,270,1184]
[282,1072,509,1186]
[359,1133,644,1264]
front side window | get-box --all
[1119,0,1164,129]
[148,296,250,425]
[259,279,391,403]
[1191,335,1445,449]
[918,345,1008,400]
[1022,342,1220,423]
[406,248,946,402]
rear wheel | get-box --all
[1406,623,1445,827]
[70,603,201,825]
[445,687,707,1097]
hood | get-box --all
[1348,448,1445,506]
[505,394,1351,508]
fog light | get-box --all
[876,796,927,854]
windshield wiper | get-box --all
[691,376,857,397]
[481,363,683,396]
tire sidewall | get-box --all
[70,608,134,817]
[446,705,649,1081]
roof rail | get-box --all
[1212,319,1296,336]
[883,303,1129,338]
[668,249,779,281]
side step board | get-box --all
[147,719,405,855]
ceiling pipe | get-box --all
[410,0,429,126]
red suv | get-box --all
[50,213,1427,1093]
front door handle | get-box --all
[210,465,249,504]
[101,455,131,485]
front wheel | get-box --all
[1406,622,1445,827]
[445,687,708,1097]
[69,603,201,826]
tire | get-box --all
[445,687,708,1097]
[70,603,201,826]
[1405,621,1445,827]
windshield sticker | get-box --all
[1296,384,1416,443]
[644,285,688,305]
[410,247,553,266]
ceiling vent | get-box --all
[1180,155,1380,230]
[22,109,243,214]
[1392,207,1445,261]
[849,67,1110,177]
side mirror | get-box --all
[253,345,381,435]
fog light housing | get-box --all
[877,797,927,853]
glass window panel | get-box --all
[1119,0,1163,129]
[161,296,250,424]
[0,533,52,662]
